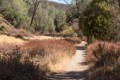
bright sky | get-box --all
[49,0,71,4]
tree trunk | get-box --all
[30,0,40,26]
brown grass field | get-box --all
[0,35,76,79]
[0,35,25,44]
[21,39,76,71]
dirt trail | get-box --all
[47,41,88,80]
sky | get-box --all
[49,0,71,4]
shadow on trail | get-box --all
[80,62,89,66]
[48,70,88,80]
[76,46,86,50]
[47,55,89,80]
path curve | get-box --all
[47,41,88,80]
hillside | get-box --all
[40,0,68,10]
[0,15,32,37]
[49,1,68,10]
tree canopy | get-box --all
[79,0,115,43]
[0,0,67,33]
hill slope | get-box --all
[49,1,68,10]
[0,15,32,37]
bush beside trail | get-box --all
[86,41,120,80]
[0,43,46,80]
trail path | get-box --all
[47,41,88,80]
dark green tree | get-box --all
[54,10,66,32]
[79,0,114,43]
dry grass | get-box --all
[0,35,62,45]
[0,43,46,80]
[86,41,120,80]
[26,35,63,40]
[0,35,25,44]
[64,37,81,44]
[0,34,76,73]
[21,39,76,72]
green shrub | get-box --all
[62,27,77,36]
[2,9,23,28]
[0,26,6,31]
[54,10,66,32]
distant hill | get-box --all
[25,0,68,10]
[48,1,68,10]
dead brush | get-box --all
[21,39,76,71]
[86,41,120,80]
[0,43,47,80]
[64,37,81,44]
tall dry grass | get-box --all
[86,41,120,80]
[0,39,76,80]
[0,43,46,80]
[0,35,25,44]
[21,39,76,71]
[64,37,81,44]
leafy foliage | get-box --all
[0,0,67,33]
[66,0,92,22]
[1,9,23,28]
[79,0,114,43]
[54,10,66,32]
[62,27,77,36]
[0,0,29,28]
[0,26,5,31]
